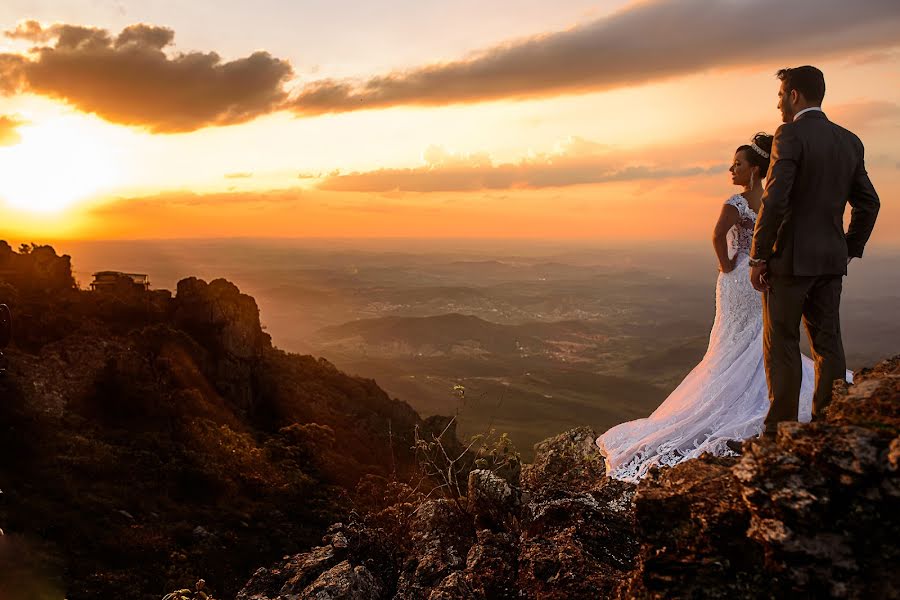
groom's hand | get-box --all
[750,263,770,292]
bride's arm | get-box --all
[712,204,739,272]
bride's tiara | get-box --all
[750,142,770,159]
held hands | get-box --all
[750,263,770,292]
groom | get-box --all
[749,66,880,437]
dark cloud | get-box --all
[0,114,27,146]
[288,0,900,115]
[0,54,27,94]
[1,21,293,132]
[318,139,726,192]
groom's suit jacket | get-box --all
[750,110,880,276]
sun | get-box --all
[0,115,123,214]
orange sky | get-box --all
[0,0,898,244]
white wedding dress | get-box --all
[596,194,852,482]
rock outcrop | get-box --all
[174,277,271,361]
[0,241,76,295]
[0,243,435,599]
[238,355,900,599]
[626,357,900,598]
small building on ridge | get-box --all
[90,271,151,292]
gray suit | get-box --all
[750,110,880,430]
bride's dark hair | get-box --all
[736,132,774,177]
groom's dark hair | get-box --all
[776,66,825,105]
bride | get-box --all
[596,133,852,482]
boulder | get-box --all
[466,469,520,530]
[624,456,765,598]
[299,561,382,600]
[394,499,474,599]
[519,478,637,599]
[521,426,607,502]
[237,545,343,600]
[733,356,900,598]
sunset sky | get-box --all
[0,0,898,243]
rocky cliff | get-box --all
[237,356,900,599]
[0,243,446,599]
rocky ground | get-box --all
[236,355,900,599]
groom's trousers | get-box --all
[762,273,847,435]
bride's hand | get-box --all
[718,257,737,273]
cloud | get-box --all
[318,137,726,192]
[3,4,898,132]
[1,20,293,132]
[287,0,900,115]
[0,53,27,94]
[0,114,27,146]
[224,172,254,179]
[830,101,900,129]
[5,19,53,42]
[845,48,900,65]
[90,188,306,212]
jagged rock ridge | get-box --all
[238,356,900,599]
[0,243,447,599]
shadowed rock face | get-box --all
[623,456,765,598]
[626,357,900,599]
[173,276,272,411]
[732,359,900,599]
[0,243,436,599]
[174,277,271,361]
[238,355,900,600]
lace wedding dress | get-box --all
[596,194,852,482]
